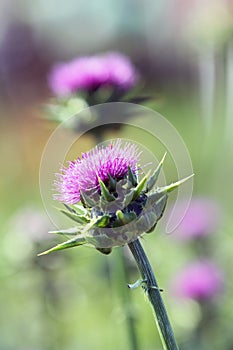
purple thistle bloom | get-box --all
[54,139,141,205]
[40,140,189,254]
[171,260,224,301]
[171,197,221,240]
[48,52,138,96]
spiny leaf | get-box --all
[64,204,76,213]
[92,215,110,228]
[127,166,138,187]
[132,173,149,201]
[98,178,115,202]
[37,235,87,256]
[157,174,194,194]
[60,209,90,224]
[96,247,112,255]
[49,227,82,236]
[108,174,117,192]
[146,152,167,192]
[80,191,96,208]
[72,204,88,215]
[123,189,135,207]
[144,193,168,232]
[116,210,137,224]
[144,192,167,208]
[145,222,157,233]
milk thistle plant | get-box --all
[39,139,192,350]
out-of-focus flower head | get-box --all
[45,52,150,133]
[171,260,224,301]
[39,140,191,256]
[48,52,138,97]
[171,197,221,241]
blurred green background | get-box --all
[0,0,233,349]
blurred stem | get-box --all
[186,301,216,350]
[114,248,140,350]
[128,239,179,350]
[225,42,233,145]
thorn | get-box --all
[128,279,164,292]
[127,166,138,187]
[98,177,115,202]
[146,152,167,192]
[158,173,194,194]
[128,279,146,289]
[64,204,76,213]
[132,173,149,201]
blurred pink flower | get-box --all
[171,197,222,241]
[171,260,224,301]
[48,52,138,96]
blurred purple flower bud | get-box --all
[171,197,222,240]
[171,260,224,301]
[48,52,138,96]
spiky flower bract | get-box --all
[39,139,192,256]
[48,52,138,97]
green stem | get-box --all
[128,239,179,350]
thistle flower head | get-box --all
[48,52,138,96]
[171,260,224,301]
[39,140,192,256]
[54,139,140,205]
